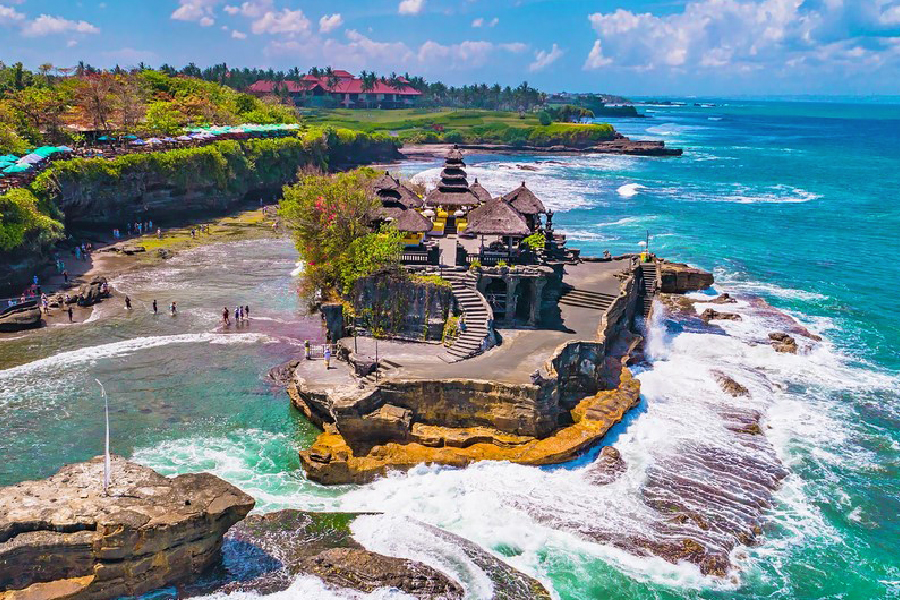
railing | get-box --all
[400,250,433,265]
[464,250,538,266]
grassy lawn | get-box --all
[302,107,541,133]
[301,107,615,146]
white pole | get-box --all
[95,379,110,496]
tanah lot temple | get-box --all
[290,144,715,485]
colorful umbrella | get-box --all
[3,164,32,174]
[17,154,45,164]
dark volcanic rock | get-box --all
[710,293,737,304]
[659,263,714,293]
[586,446,627,485]
[200,510,551,600]
[76,276,110,307]
[0,302,42,332]
[0,455,254,600]
[701,308,742,323]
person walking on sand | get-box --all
[170,301,177,316]
[244,305,250,320]
[125,296,132,310]
[222,307,230,326]
[67,306,73,322]
[152,299,158,315]
[157,228,162,239]
[191,228,196,239]
[63,269,68,283]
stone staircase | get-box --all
[359,357,402,386]
[558,287,617,312]
[640,263,658,317]
[434,268,493,362]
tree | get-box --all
[279,169,382,296]
[115,73,148,134]
[70,72,118,132]
[38,63,53,84]
[144,101,184,135]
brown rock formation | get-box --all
[701,308,742,322]
[659,263,714,293]
[585,446,627,485]
[298,367,641,485]
[710,293,737,304]
[0,456,254,600]
[768,332,798,353]
[711,370,750,397]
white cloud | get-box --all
[398,0,424,15]
[67,39,78,47]
[472,17,483,28]
[252,8,310,35]
[529,43,563,71]
[231,29,247,39]
[583,39,612,69]
[500,42,528,53]
[223,0,271,18]
[473,16,499,28]
[0,4,25,22]
[22,14,100,36]
[584,0,900,73]
[319,13,343,33]
[170,0,222,22]
[489,17,499,27]
[199,16,214,26]
[98,2,107,8]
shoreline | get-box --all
[0,207,281,337]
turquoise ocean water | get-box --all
[1,99,898,599]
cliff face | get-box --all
[0,455,254,600]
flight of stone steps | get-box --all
[640,263,658,317]
[558,286,617,312]
[435,268,493,362]
[359,357,402,386]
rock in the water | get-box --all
[710,293,737,304]
[768,332,798,353]
[0,302,42,332]
[712,370,750,397]
[585,446,626,485]
[0,455,255,600]
[701,308,742,323]
[76,277,110,307]
[204,510,552,600]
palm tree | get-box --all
[39,62,53,84]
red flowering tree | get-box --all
[279,168,401,297]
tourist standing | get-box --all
[157,228,162,239]
[62,269,68,283]
[67,306,73,322]
[222,307,230,326]
[170,301,177,316]
[152,299,158,315]
[125,296,132,310]
[244,305,250,320]
[324,344,331,370]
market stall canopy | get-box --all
[17,154,45,165]
[3,163,33,174]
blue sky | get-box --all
[3,0,900,96]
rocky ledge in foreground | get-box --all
[190,510,551,600]
[0,455,254,600]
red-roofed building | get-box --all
[247,71,422,108]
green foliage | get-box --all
[523,231,546,250]
[468,259,482,270]
[0,188,63,253]
[496,259,509,268]
[339,228,405,293]
[545,104,594,122]
[538,111,552,126]
[144,101,185,135]
[278,168,383,295]
[412,274,451,288]
[0,121,27,154]
[526,122,615,146]
[442,315,459,346]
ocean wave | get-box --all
[712,270,828,302]
[617,183,644,198]
[556,229,616,242]
[194,575,418,600]
[0,332,279,381]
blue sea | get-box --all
[1,99,899,599]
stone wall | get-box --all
[351,273,451,342]
[331,378,559,447]
[659,262,714,293]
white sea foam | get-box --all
[197,575,418,600]
[713,269,829,302]
[617,183,644,198]
[0,333,278,381]
[597,216,643,227]
[291,260,305,277]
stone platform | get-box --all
[291,257,656,484]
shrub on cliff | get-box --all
[0,189,63,253]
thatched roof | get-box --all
[446,145,464,163]
[375,206,433,233]
[425,187,479,207]
[397,183,424,208]
[503,181,546,215]
[465,197,530,237]
[469,178,492,204]
[372,171,399,192]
